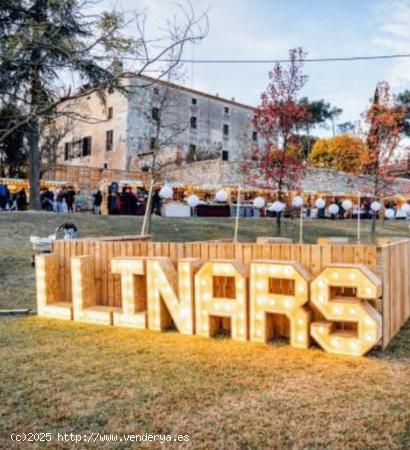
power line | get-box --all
[91,52,410,64]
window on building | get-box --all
[252,131,258,142]
[64,142,71,160]
[103,163,108,169]
[153,86,159,95]
[106,130,113,151]
[72,140,82,158]
[150,137,157,150]
[190,116,197,129]
[222,150,229,161]
[152,107,160,121]
[224,106,229,114]
[191,98,197,105]
[82,136,92,156]
[223,124,229,137]
[107,107,113,119]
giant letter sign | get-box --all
[36,253,385,357]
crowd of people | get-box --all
[0,181,138,215]
[0,182,94,213]
[107,185,161,215]
[0,183,28,211]
[39,187,86,213]
[1,179,406,219]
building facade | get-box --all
[56,74,258,172]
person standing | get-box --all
[152,189,162,215]
[17,188,28,210]
[66,188,76,212]
[75,191,84,212]
[56,189,64,213]
[0,182,9,211]
[93,189,102,215]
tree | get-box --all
[132,8,209,234]
[363,82,407,238]
[0,1,207,209]
[296,98,345,155]
[297,98,330,155]
[328,106,343,136]
[309,134,367,174]
[136,71,192,234]
[245,47,309,233]
[337,121,355,134]
[0,103,28,177]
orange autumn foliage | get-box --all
[309,134,367,174]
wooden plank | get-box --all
[200,243,209,262]
[56,241,66,302]
[64,240,72,304]
[94,241,102,303]
[112,241,124,306]
[290,244,301,263]
[300,245,311,269]
[310,245,322,277]
[353,245,366,265]
[234,244,244,262]
[342,245,355,265]
[270,244,280,260]
[107,241,114,306]
[320,245,332,271]
[243,244,253,265]
[101,242,108,304]
[280,243,290,260]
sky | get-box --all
[100,0,410,131]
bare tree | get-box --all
[133,67,193,234]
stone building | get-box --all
[56,74,258,172]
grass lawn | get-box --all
[1,212,410,449]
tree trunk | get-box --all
[276,180,283,235]
[143,164,156,235]
[28,117,42,210]
[28,3,43,211]
[371,214,376,242]
[276,209,281,235]
[145,194,153,234]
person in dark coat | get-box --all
[93,190,103,215]
[152,190,162,215]
[66,188,76,212]
[16,188,28,210]
[0,183,9,210]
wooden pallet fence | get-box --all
[49,239,410,349]
[378,240,410,347]
[42,164,150,189]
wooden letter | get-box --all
[310,264,382,356]
[72,255,119,325]
[36,254,72,320]
[147,258,200,335]
[111,257,147,328]
[250,261,311,348]
[195,260,248,341]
